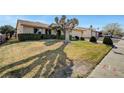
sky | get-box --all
[0,15,124,31]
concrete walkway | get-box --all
[88,39,124,78]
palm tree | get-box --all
[50,15,79,43]
[90,25,93,37]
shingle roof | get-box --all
[17,19,49,29]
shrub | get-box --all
[38,34,56,39]
[80,37,85,41]
[69,35,72,40]
[103,36,113,46]
[58,35,65,40]
[89,36,97,43]
[41,34,46,39]
[50,35,57,39]
[18,33,72,41]
[18,33,41,41]
[75,36,79,40]
[71,37,75,41]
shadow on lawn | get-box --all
[0,43,73,78]
[0,39,20,47]
[44,39,60,46]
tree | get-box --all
[0,25,15,39]
[50,15,79,43]
[89,25,93,36]
[103,23,123,37]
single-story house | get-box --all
[16,20,64,37]
[16,20,99,39]
[16,20,50,34]
[72,27,99,38]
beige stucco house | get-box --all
[16,20,52,35]
[16,20,99,38]
[72,27,99,38]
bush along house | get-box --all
[16,20,99,41]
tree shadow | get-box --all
[43,39,60,46]
[112,45,118,49]
[0,39,20,47]
[33,43,73,78]
[0,43,73,78]
[113,51,124,55]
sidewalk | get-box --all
[88,39,124,78]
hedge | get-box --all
[18,33,72,41]
[80,37,85,41]
[41,34,56,39]
[18,33,42,41]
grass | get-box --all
[0,37,19,47]
[0,40,111,78]
[44,39,61,46]
[64,41,111,64]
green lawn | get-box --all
[0,40,111,78]
[65,41,111,64]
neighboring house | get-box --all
[16,20,99,39]
[98,31,103,37]
[72,27,86,38]
[72,27,99,38]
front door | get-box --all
[45,29,48,35]
[57,30,61,38]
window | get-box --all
[34,28,38,34]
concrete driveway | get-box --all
[88,39,124,78]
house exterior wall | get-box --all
[92,31,97,37]
[96,32,99,37]
[23,26,34,33]
[61,31,64,35]
[17,25,47,34]
[39,29,45,34]
[51,30,56,35]
[82,30,91,38]
[71,31,81,37]
[51,30,64,35]
[17,23,23,34]
[71,29,98,38]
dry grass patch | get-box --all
[0,40,111,78]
